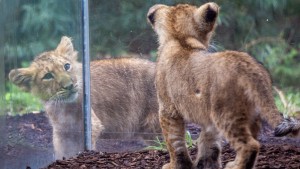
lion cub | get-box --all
[148,2,300,169]
[9,36,160,159]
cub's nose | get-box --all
[63,83,74,90]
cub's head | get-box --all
[147,2,219,48]
[9,36,81,103]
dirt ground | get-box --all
[1,112,300,169]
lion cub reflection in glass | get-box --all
[148,2,300,169]
[9,37,160,159]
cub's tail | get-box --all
[274,117,300,137]
[255,85,300,137]
[257,96,300,137]
[254,85,300,137]
[242,67,300,137]
[272,87,300,136]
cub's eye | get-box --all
[64,63,71,71]
[42,73,54,80]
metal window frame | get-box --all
[81,0,92,151]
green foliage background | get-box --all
[0,0,300,115]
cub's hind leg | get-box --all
[224,132,259,169]
[194,126,221,169]
[159,105,193,169]
[213,111,260,169]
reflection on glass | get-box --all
[1,0,82,168]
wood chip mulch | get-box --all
[43,143,300,169]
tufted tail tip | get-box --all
[274,117,300,137]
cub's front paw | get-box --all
[194,159,220,169]
[162,162,194,169]
[162,163,172,169]
[224,161,241,169]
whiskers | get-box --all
[208,41,223,53]
[47,78,82,106]
[49,89,79,104]
[75,79,83,92]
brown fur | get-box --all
[9,37,160,159]
[148,2,300,169]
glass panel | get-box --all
[0,23,6,167]
[89,0,162,153]
[0,0,82,168]
[86,0,300,167]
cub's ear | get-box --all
[194,2,219,31]
[147,4,167,27]
[55,36,78,60]
[8,68,34,92]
